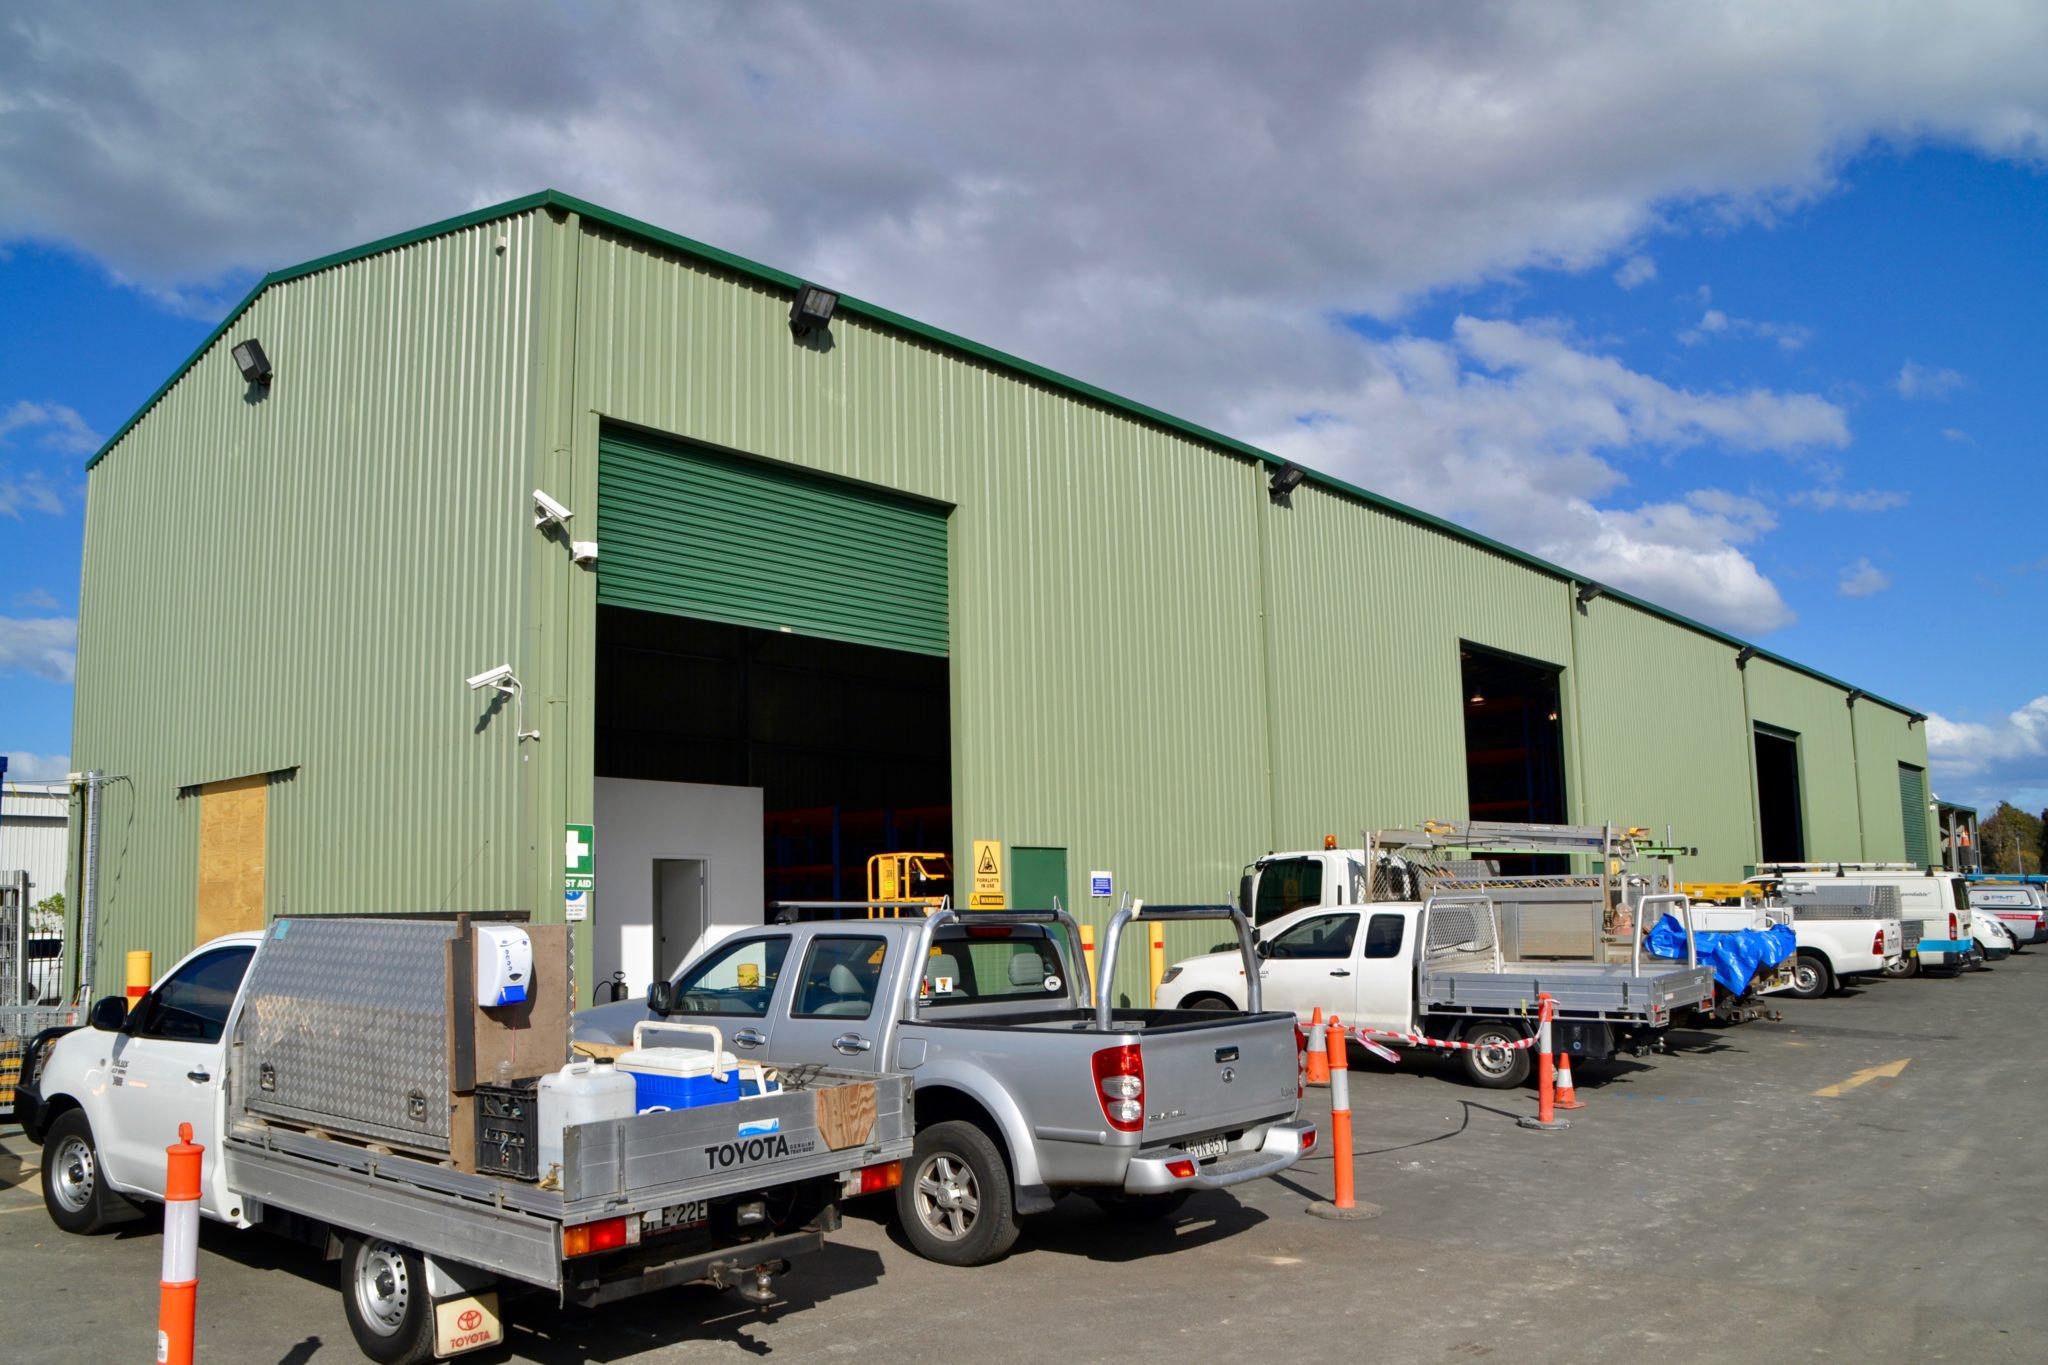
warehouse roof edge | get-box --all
[84,189,1924,723]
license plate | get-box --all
[433,1293,503,1358]
[1181,1137,1229,1162]
[647,1199,709,1235]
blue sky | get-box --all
[2,3,2045,811]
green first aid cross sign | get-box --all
[565,823,593,921]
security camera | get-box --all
[467,664,516,692]
[533,488,574,530]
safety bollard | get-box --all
[1517,993,1570,1131]
[1148,927,1166,1007]
[1080,924,1097,997]
[1304,1006,1329,1086]
[126,950,153,1013]
[158,1122,203,1365]
[1307,1016,1379,1221]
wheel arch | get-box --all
[905,1078,1036,1193]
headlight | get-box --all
[1159,966,1182,986]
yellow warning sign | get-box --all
[969,839,1005,909]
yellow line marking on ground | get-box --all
[1813,1057,1910,1098]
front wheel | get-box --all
[1881,955,1919,979]
[896,1120,1019,1267]
[40,1109,126,1235]
[1181,994,1235,1012]
[1458,1022,1532,1089]
[340,1234,438,1365]
[1786,953,1833,1000]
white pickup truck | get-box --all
[19,920,912,1365]
[1157,893,1713,1088]
[1723,877,1905,998]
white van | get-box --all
[1968,883,2048,947]
[1754,864,1974,976]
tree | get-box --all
[31,890,65,936]
[1980,802,2044,874]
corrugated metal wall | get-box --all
[71,216,544,995]
[1573,601,1758,879]
[1853,701,1936,863]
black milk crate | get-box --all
[475,1080,541,1180]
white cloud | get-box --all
[1895,361,1967,399]
[1679,309,1812,350]
[11,588,61,610]
[1241,317,1847,632]
[1838,557,1891,596]
[0,400,101,455]
[1929,695,2048,809]
[0,470,64,519]
[0,616,77,682]
[1614,254,1657,289]
[1942,427,1973,443]
[1790,486,1910,511]
[1,751,72,782]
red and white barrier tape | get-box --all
[1347,1026,1542,1063]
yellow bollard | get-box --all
[1148,927,1166,1007]
[125,950,153,1013]
[1080,924,1097,998]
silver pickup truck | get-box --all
[577,902,1315,1266]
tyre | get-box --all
[40,1109,127,1235]
[896,1120,1020,1267]
[1785,953,1833,1000]
[1091,1190,1192,1222]
[1881,955,1919,979]
[339,1234,438,1365]
[1458,1022,1532,1089]
[1181,994,1235,1012]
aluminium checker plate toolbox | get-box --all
[233,917,461,1151]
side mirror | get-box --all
[90,995,130,1032]
[646,980,674,1015]
[1236,873,1254,918]
[1254,940,1272,960]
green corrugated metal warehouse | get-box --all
[66,191,1934,1004]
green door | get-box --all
[1011,847,1069,912]
[598,428,950,655]
[1899,764,1930,866]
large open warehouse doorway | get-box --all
[1460,645,1568,874]
[589,428,951,989]
[1754,725,1805,862]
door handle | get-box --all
[1329,970,1352,977]
[732,1029,767,1048]
[832,1033,874,1056]
[186,1069,212,1083]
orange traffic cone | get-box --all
[1554,1049,1585,1110]
[1305,1006,1330,1086]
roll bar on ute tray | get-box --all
[1096,898,1263,1030]
[908,903,1095,1019]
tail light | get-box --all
[1092,1044,1145,1132]
[1950,913,1960,939]
[1294,1025,1307,1099]
[846,1159,903,1196]
[1872,928,1885,955]
[563,1215,638,1257]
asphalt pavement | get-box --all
[3,951,2042,1363]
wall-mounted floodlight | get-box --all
[1734,646,1758,669]
[1268,465,1308,501]
[533,488,573,531]
[789,283,839,338]
[232,339,272,388]
[570,540,599,566]
[1908,714,1923,729]
[1576,581,1606,606]
[466,665,540,741]
[1844,688,1865,707]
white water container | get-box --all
[536,1059,637,1178]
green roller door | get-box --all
[598,429,949,655]
[1898,763,1930,866]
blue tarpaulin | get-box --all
[1645,914,1797,996]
